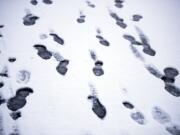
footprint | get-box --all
[122,101,134,109]
[132,14,143,22]
[163,67,179,79]
[123,34,142,45]
[33,44,52,60]
[130,111,146,125]
[165,124,180,135]
[10,111,21,120]
[23,13,39,26]
[88,84,106,119]
[114,0,124,8]
[30,0,38,5]
[8,57,16,63]
[77,12,86,23]
[42,0,53,4]
[16,70,31,84]
[49,33,64,45]
[88,95,106,119]
[56,59,69,75]
[151,106,171,124]
[93,65,104,76]
[164,83,180,97]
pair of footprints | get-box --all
[123,33,156,56]
[109,11,127,29]
[123,100,180,135]
[146,65,180,97]
[34,44,69,75]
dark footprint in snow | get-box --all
[56,59,69,75]
[49,33,64,45]
[164,67,179,79]
[23,13,39,26]
[122,101,134,109]
[166,124,180,135]
[142,46,156,56]
[96,35,104,40]
[151,106,171,124]
[116,21,127,29]
[161,67,178,83]
[0,82,4,88]
[130,111,146,125]
[37,50,52,60]
[30,0,38,5]
[43,0,53,4]
[132,14,143,22]
[8,57,16,63]
[16,87,33,98]
[7,97,27,111]
[99,39,110,47]
[16,70,31,84]
[123,34,142,45]
[109,11,123,21]
[10,111,21,120]
[7,87,33,111]
[88,95,106,119]
[33,44,52,60]
[123,34,135,43]
[77,14,86,23]
[145,65,163,79]
[77,18,85,23]
[114,0,124,8]
[86,1,95,8]
[93,67,104,76]
[164,83,180,97]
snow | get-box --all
[0,0,180,135]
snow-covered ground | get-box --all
[0,0,180,135]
